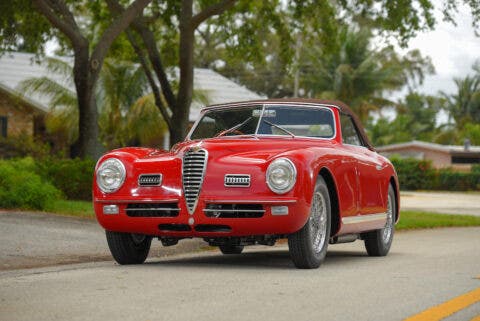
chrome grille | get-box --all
[204,204,264,218]
[138,174,162,186]
[182,148,208,214]
[224,174,250,187]
[126,203,179,217]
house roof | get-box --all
[0,52,71,113]
[0,52,264,121]
[377,140,480,154]
[190,68,265,121]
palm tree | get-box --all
[17,57,78,153]
[19,57,210,152]
[441,62,480,126]
[301,27,433,122]
[97,59,149,150]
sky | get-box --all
[398,3,480,97]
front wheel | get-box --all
[364,184,396,256]
[106,231,152,264]
[288,176,331,269]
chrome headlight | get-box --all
[96,158,126,193]
[266,158,297,194]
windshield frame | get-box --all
[186,103,337,141]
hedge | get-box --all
[391,157,480,191]
[0,158,62,210]
[36,158,96,201]
[0,157,95,208]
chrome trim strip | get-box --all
[254,104,266,134]
[342,213,387,225]
[126,208,180,211]
[95,199,179,204]
[203,199,297,204]
[203,209,265,213]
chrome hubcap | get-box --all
[310,191,327,253]
[382,194,394,243]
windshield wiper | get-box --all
[262,120,295,138]
[215,117,253,137]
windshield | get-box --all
[189,105,335,140]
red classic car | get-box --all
[94,99,399,269]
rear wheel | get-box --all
[106,231,152,264]
[288,176,331,269]
[364,184,396,256]
[219,244,244,254]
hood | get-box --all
[170,136,338,163]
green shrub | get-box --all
[391,157,480,191]
[390,157,436,190]
[0,158,62,210]
[436,169,480,191]
[0,134,51,159]
[36,158,96,201]
[472,164,480,174]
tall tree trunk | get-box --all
[73,47,103,159]
[170,0,195,147]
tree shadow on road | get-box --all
[144,248,381,271]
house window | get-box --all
[451,156,480,164]
[0,116,7,138]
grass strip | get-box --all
[45,199,94,219]
[397,211,480,230]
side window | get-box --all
[0,116,7,138]
[340,114,363,146]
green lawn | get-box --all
[43,200,480,230]
[396,211,480,230]
[45,199,95,219]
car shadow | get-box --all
[144,248,375,270]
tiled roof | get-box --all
[0,52,264,120]
[377,140,480,153]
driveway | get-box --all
[400,191,480,216]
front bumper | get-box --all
[94,196,310,238]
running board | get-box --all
[329,234,359,244]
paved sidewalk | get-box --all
[401,191,480,216]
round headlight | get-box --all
[96,158,126,193]
[266,158,297,194]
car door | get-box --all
[340,113,385,215]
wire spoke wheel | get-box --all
[382,193,394,243]
[364,184,396,257]
[310,191,328,254]
[288,176,331,269]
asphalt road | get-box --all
[0,211,205,270]
[1,227,479,321]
